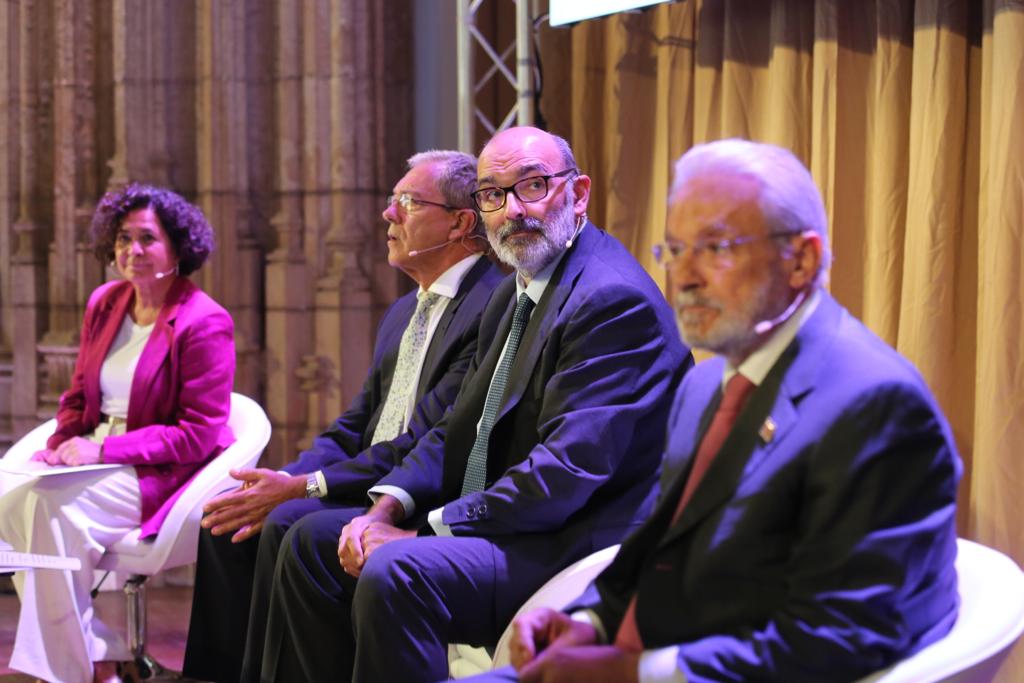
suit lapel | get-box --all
[441,287,516,488]
[493,223,591,423]
[127,278,189,429]
[416,258,487,398]
[657,295,843,548]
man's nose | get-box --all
[503,191,527,221]
[668,253,704,290]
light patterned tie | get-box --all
[460,293,535,495]
[370,291,443,445]
[614,373,757,652]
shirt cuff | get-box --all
[569,609,608,643]
[638,646,685,683]
[427,506,453,536]
[368,485,415,517]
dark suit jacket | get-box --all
[577,293,961,682]
[283,256,505,499]
[375,223,692,559]
[48,277,236,538]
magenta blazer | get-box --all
[47,277,236,538]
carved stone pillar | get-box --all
[264,0,315,465]
[0,3,16,448]
[194,0,266,402]
[107,0,189,192]
[302,0,412,452]
[11,0,54,435]
[38,0,100,419]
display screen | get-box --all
[549,0,674,27]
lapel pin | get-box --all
[759,416,776,443]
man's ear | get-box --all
[571,174,591,217]
[448,208,478,240]
[788,232,822,289]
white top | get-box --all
[99,315,155,418]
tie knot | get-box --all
[417,291,442,310]
[721,373,756,413]
[513,293,535,320]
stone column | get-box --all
[10,0,54,435]
[194,0,265,401]
[38,0,100,420]
[263,0,314,465]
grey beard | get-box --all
[488,197,577,277]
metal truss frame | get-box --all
[456,0,537,152]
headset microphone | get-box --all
[565,215,586,249]
[753,288,808,336]
[408,239,455,257]
[154,265,178,280]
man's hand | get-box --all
[361,523,416,561]
[510,608,599,670]
[510,609,638,683]
[519,645,639,683]
[201,468,306,541]
[338,495,406,577]
[53,437,102,466]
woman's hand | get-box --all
[31,449,61,465]
[53,437,103,466]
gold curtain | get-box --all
[540,0,1024,677]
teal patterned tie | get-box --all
[460,293,535,495]
[371,291,443,445]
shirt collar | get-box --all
[515,245,569,305]
[725,288,821,388]
[421,253,483,299]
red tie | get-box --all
[613,373,757,652]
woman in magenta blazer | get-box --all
[0,184,235,683]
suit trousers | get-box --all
[254,522,573,683]
[183,496,362,683]
[182,521,259,682]
[240,501,367,683]
[0,467,141,683]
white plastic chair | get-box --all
[855,538,1024,683]
[458,539,1024,683]
[1,392,271,678]
[448,545,620,678]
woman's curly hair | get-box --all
[91,183,215,275]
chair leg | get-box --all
[124,575,167,680]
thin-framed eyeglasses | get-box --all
[471,168,578,213]
[652,231,804,270]
[387,192,458,213]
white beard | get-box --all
[488,191,577,277]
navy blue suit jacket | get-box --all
[578,293,961,681]
[374,223,692,558]
[283,256,505,500]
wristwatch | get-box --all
[305,472,324,499]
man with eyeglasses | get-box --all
[182,150,504,683]
[247,126,692,682]
[463,139,961,683]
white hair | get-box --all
[671,139,832,284]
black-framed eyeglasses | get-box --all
[652,231,804,270]
[387,192,458,213]
[471,168,578,213]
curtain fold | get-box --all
[540,0,1024,676]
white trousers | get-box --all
[0,465,141,683]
